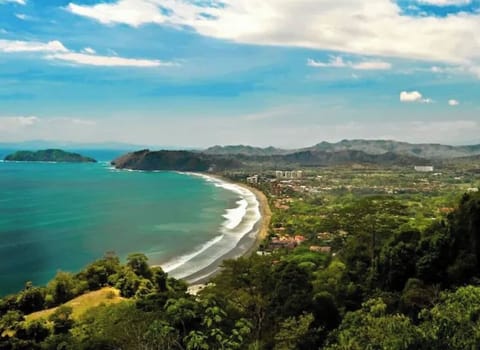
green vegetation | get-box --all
[25,287,124,323]
[4,149,96,163]
[2,164,480,349]
[112,149,242,172]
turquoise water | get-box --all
[0,159,240,295]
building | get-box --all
[309,246,332,254]
[246,175,259,184]
[414,166,434,172]
[275,170,303,179]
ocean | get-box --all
[0,150,260,295]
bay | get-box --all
[0,154,239,295]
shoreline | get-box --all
[176,173,271,286]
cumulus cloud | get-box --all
[0,38,175,68]
[307,56,391,70]
[400,91,433,103]
[67,0,480,74]
[448,99,460,106]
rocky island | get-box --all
[4,149,97,163]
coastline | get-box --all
[175,173,271,286]
[236,182,271,256]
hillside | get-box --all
[26,287,125,323]
[113,148,428,171]
[4,149,96,163]
[111,149,242,171]
[204,145,288,156]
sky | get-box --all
[0,0,479,148]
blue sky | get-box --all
[0,0,479,147]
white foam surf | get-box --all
[161,234,225,273]
[161,173,261,280]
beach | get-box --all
[168,173,271,286]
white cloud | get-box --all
[0,0,26,5]
[0,38,176,68]
[0,39,68,53]
[0,116,99,138]
[308,56,392,70]
[15,13,29,20]
[67,0,480,74]
[52,117,97,126]
[417,0,471,6]
[448,99,460,106]
[468,65,480,78]
[307,56,347,68]
[400,90,433,103]
[82,47,96,54]
[46,52,174,67]
[352,61,392,70]
[0,116,38,131]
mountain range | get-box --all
[204,140,480,160]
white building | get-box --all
[414,166,434,172]
[246,175,259,184]
[275,170,303,179]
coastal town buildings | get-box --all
[246,175,259,184]
[275,170,303,179]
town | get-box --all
[231,164,480,259]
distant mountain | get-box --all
[204,145,288,156]
[304,140,480,159]
[238,149,427,168]
[205,140,480,160]
[112,150,242,172]
[4,149,96,163]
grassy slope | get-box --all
[25,287,126,323]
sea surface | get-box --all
[0,149,260,295]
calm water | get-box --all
[0,153,239,295]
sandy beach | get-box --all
[179,173,271,286]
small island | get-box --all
[4,149,97,163]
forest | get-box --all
[1,190,480,349]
